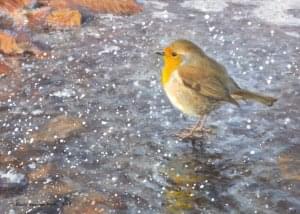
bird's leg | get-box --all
[176,116,208,139]
[193,115,211,133]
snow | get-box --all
[181,0,300,26]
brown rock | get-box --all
[30,115,85,144]
[15,31,49,57]
[63,191,127,214]
[0,0,34,13]
[42,179,74,195]
[0,31,23,55]
[278,145,300,181]
[27,163,58,182]
[46,9,81,28]
[39,0,143,15]
[0,14,14,30]
[0,153,22,168]
[0,31,46,57]
[0,1,36,29]
[38,0,69,9]
[26,7,52,30]
[63,200,106,214]
[85,192,127,209]
[0,61,12,77]
[12,143,46,160]
[0,58,21,101]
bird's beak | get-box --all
[155,51,164,56]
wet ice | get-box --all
[0,0,300,213]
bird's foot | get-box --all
[175,129,204,140]
[194,127,213,134]
[175,126,213,141]
[175,131,196,140]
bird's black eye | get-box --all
[172,52,177,57]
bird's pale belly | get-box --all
[163,73,220,117]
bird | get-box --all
[156,39,277,139]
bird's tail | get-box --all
[231,89,277,106]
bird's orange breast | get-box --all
[161,49,182,85]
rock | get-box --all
[0,0,36,29]
[160,153,224,213]
[0,153,22,168]
[38,0,143,15]
[0,31,47,57]
[63,192,127,214]
[30,115,85,144]
[12,143,46,161]
[278,145,300,181]
[46,9,81,28]
[15,31,49,57]
[164,189,210,213]
[0,14,14,30]
[27,163,58,183]
[42,179,75,195]
[165,190,194,211]
[0,58,21,101]
[0,31,23,55]
[26,7,52,31]
[0,0,35,13]
[84,192,127,209]
[26,7,82,30]
[63,200,106,214]
[160,155,209,185]
[0,61,12,77]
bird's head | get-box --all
[156,39,204,66]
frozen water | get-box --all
[0,0,299,213]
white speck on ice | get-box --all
[8,209,16,214]
[146,1,168,10]
[284,31,300,38]
[266,76,273,85]
[181,0,228,12]
[67,56,74,62]
[152,10,176,19]
[51,88,75,98]
[284,118,291,124]
[28,162,36,169]
[204,14,210,19]
[31,109,44,116]
[97,45,120,56]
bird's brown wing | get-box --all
[178,66,239,106]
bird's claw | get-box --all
[174,126,214,141]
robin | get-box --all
[157,39,277,139]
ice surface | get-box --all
[181,0,300,26]
[0,0,299,213]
